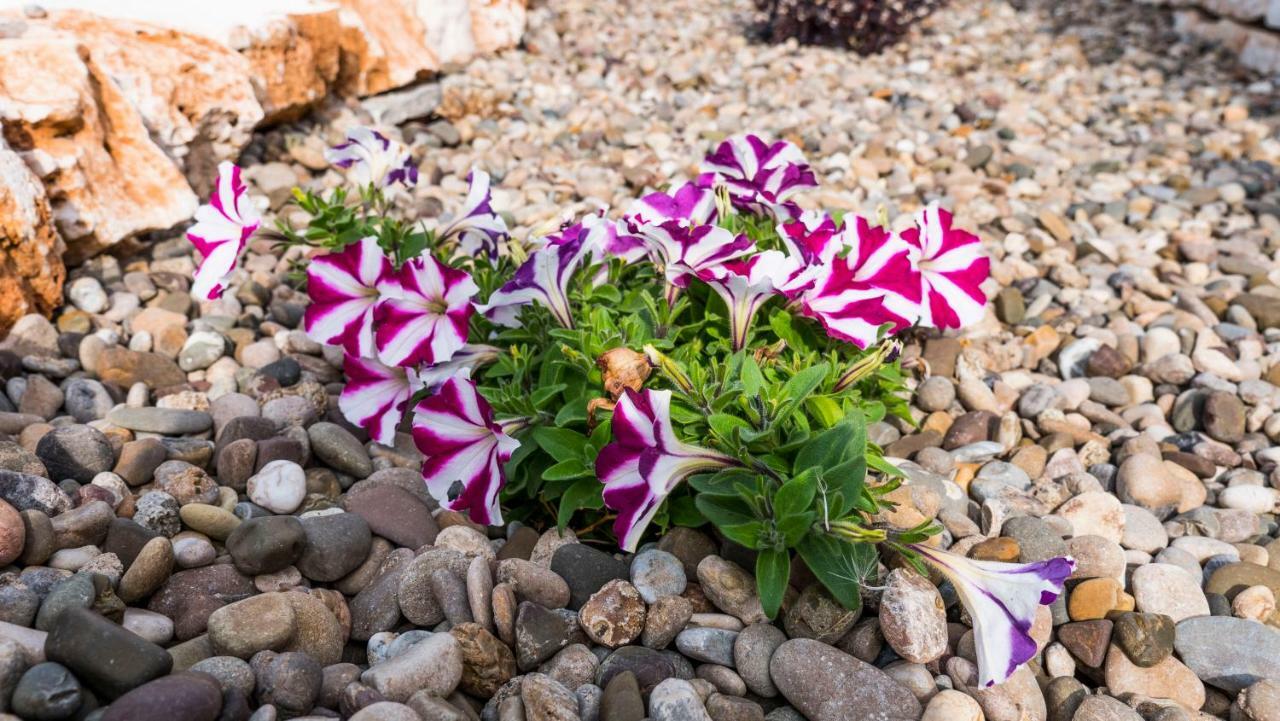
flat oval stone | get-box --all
[770,639,921,721]
[106,407,213,435]
[1173,616,1280,693]
[99,671,223,721]
[45,607,172,699]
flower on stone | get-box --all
[700,133,818,218]
[338,353,415,446]
[597,388,739,552]
[438,169,509,260]
[303,237,395,357]
[642,221,755,305]
[901,204,990,330]
[411,376,520,526]
[477,222,591,329]
[414,344,502,392]
[797,215,921,348]
[374,254,478,368]
[325,126,418,189]
[909,543,1074,688]
[189,161,261,300]
[698,250,809,350]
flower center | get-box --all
[426,297,449,315]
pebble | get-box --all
[246,460,307,514]
[10,662,82,720]
[878,569,947,664]
[1173,616,1280,693]
[45,606,172,698]
[770,639,920,721]
[361,632,462,703]
[580,579,647,647]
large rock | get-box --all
[1174,616,1280,693]
[0,139,63,337]
[770,639,922,721]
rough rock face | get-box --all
[0,138,64,337]
[1165,0,1280,74]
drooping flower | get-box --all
[411,376,520,526]
[909,543,1074,688]
[797,216,921,348]
[901,204,990,330]
[374,254,478,367]
[698,250,809,350]
[642,221,755,305]
[303,237,395,357]
[778,210,844,268]
[414,344,502,392]
[189,162,260,300]
[438,170,509,260]
[477,224,591,329]
[700,134,818,218]
[325,126,418,189]
[338,354,415,445]
[597,388,739,552]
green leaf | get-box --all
[741,356,765,396]
[806,396,843,428]
[708,413,751,440]
[543,459,590,481]
[557,477,604,528]
[797,534,875,612]
[772,364,828,429]
[718,521,765,548]
[773,469,818,518]
[756,548,791,620]
[776,510,816,547]
[794,420,856,474]
[694,493,758,529]
[668,495,705,527]
[532,427,589,463]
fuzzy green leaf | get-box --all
[797,534,875,612]
[756,548,791,620]
[532,427,589,463]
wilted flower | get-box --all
[326,126,417,189]
[412,377,521,526]
[597,388,739,551]
[901,204,990,330]
[598,347,652,399]
[438,169,509,260]
[700,133,818,218]
[642,221,755,305]
[338,354,415,445]
[698,250,809,350]
[303,237,394,358]
[374,254,478,367]
[910,543,1074,688]
[189,162,260,300]
[477,223,591,329]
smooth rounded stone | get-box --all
[631,549,686,604]
[1238,679,1280,721]
[1111,612,1174,668]
[515,602,588,671]
[117,536,174,603]
[172,531,217,568]
[1219,486,1280,515]
[878,568,947,664]
[208,593,297,659]
[349,549,413,642]
[1115,455,1180,517]
[921,689,982,721]
[915,447,955,475]
[542,643,598,690]
[261,396,318,428]
[308,423,372,479]
[246,460,307,515]
[770,639,921,721]
[343,484,438,549]
[975,461,1031,492]
[596,646,694,695]
[98,672,223,721]
[783,583,860,644]
[1233,585,1277,622]
[1057,619,1112,669]
[48,500,111,551]
[296,511,372,582]
[147,564,256,641]
[498,558,572,609]
[1086,377,1130,407]
[255,651,322,714]
[0,499,23,565]
[1130,564,1209,622]
[1055,491,1125,543]
[449,623,515,698]
[0,440,47,476]
[1072,696,1143,721]
[601,670,646,721]
[643,595,693,650]
[361,632,462,703]
[915,377,955,412]
[657,527,717,579]
[675,628,738,667]
[350,702,423,721]
[113,438,168,486]
[649,678,711,721]
[106,407,212,436]
[10,662,81,720]
[1104,642,1205,709]
[953,659,1045,721]
[63,379,113,423]
[397,550,463,627]
[179,504,241,541]
[1044,676,1087,721]
[317,663,361,709]
[45,606,171,699]
[0,471,72,517]
[466,555,494,633]
[1066,535,1125,581]
[551,543,631,610]
[1174,615,1280,693]
[431,567,473,625]
[733,623,785,698]
[1120,504,1167,554]
[338,536,394,596]
[0,582,39,627]
[35,426,115,483]
[226,515,305,576]
[1202,391,1245,443]
[35,573,99,632]
[579,579,646,648]
[120,607,174,646]
[19,375,63,420]
[697,557,766,625]
[1002,516,1069,562]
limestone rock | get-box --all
[0,138,63,337]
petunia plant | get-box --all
[187,129,1071,688]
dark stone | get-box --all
[1086,344,1131,378]
[514,602,588,671]
[0,470,73,516]
[102,519,161,571]
[147,565,256,641]
[942,411,999,450]
[252,437,304,471]
[253,651,322,715]
[348,549,413,642]
[295,512,373,583]
[35,426,115,483]
[10,662,82,720]
[496,526,539,562]
[596,646,695,695]
[99,672,223,721]
[260,358,301,388]
[45,607,172,699]
[342,484,438,550]
[1112,612,1175,668]
[600,670,646,721]
[1057,619,1112,668]
[225,516,306,576]
[550,543,630,609]
[214,417,278,456]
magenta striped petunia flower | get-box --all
[697,250,810,350]
[642,221,755,306]
[303,237,396,358]
[411,376,520,526]
[597,388,738,552]
[374,254,478,367]
[414,344,502,392]
[910,543,1074,688]
[338,353,415,445]
[477,222,592,329]
[325,126,418,189]
[189,162,261,301]
[438,169,509,260]
[901,204,991,330]
[797,216,921,348]
[778,210,844,268]
[700,133,818,219]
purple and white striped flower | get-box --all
[700,134,818,218]
[189,162,260,300]
[597,388,739,552]
[624,181,718,229]
[477,224,591,329]
[797,216,921,348]
[698,250,810,350]
[438,170,509,260]
[778,210,844,268]
[374,255,478,368]
[325,126,418,189]
[414,344,502,392]
[303,237,395,357]
[338,353,415,445]
[411,376,520,526]
[901,204,991,330]
[642,221,755,305]
[909,544,1074,688]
